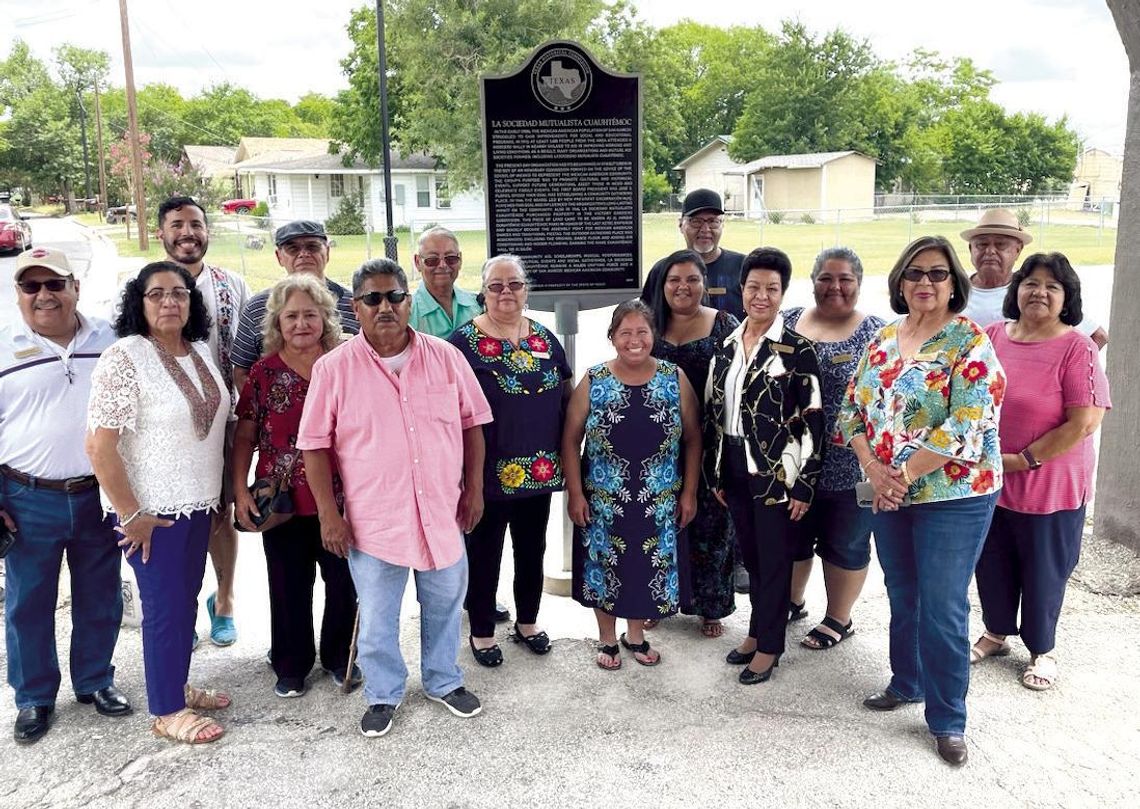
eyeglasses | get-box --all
[16,278,70,294]
[143,287,192,304]
[419,254,461,269]
[354,289,409,306]
[901,268,951,283]
[281,240,327,256]
[684,216,723,231]
[484,280,526,294]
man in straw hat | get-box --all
[960,209,1108,348]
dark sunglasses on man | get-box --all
[419,254,461,269]
[16,278,70,295]
[355,289,410,306]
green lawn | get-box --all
[98,213,1118,294]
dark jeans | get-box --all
[975,504,1085,655]
[723,444,800,656]
[464,494,551,638]
[791,488,873,570]
[872,492,998,737]
[2,479,121,709]
[263,515,357,678]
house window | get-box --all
[416,175,430,208]
[267,173,278,199]
[434,176,451,209]
[394,185,406,207]
[330,175,344,198]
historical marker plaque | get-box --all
[481,41,641,304]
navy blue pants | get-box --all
[974,504,1085,655]
[127,510,210,716]
[2,479,122,709]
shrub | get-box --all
[800,212,816,225]
[767,210,785,224]
[1016,207,1032,228]
[252,200,269,217]
[325,192,366,235]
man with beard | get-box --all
[156,196,251,647]
[408,226,481,338]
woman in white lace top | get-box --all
[86,261,231,745]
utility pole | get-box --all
[375,0,397,261]
[93,75,109,222]
[76,89,93,204]
[118,0,148,250]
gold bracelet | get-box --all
[860,458,877,473]
[900,463,914,486]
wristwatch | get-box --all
[1021,448,1042,470]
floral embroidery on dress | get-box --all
[495,450,562,494]
[463,322,564,395]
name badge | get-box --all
[708,286,727,295]
[531,350,551,359]
[770,342,793,354]
[831,352,854,364]
[14,346,42,360]
[913,351,940,363]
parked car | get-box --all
[106,204,138,224]
[221,198,258,215]
[0,204,32,253]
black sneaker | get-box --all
[733,563,751,594]
[426,686,482,718]
[274,676,307,698]
[360,704,397,737]
[324,664,364,692]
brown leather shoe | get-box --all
[936,735,968,766]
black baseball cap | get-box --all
[274,220,328,247]
[681,189,724,217]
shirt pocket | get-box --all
[424,383,459,421]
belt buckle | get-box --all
[62,476,90,494]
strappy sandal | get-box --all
[619,633,661,666]
[152,708,224,744]
[184,684,231,711]
[970,631,1011,664]
[596,643,621,671]
[801,616,855,650]
[700,619,725,638]
[787,600,809,623]
[1022,654,1058,691]
[508,623,552,655]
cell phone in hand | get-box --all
[856,480,911,509]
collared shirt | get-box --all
[717,315,783,438]
[409,284,482,339]
[296,330,493,571]
[231,277,358,369]
[194,264,251,394]
[0,314,116,478]
[964,282,1100,337]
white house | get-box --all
[231,137,485,230]
[672,136,747,213]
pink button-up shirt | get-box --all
[297,330,492,570]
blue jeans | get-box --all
[872,492,997,737]
[2,478,122,709]
[348,548,467,706]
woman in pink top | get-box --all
[974,253,1110,692]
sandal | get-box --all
[800,616,854,650]
[508,623,552,655]
[184,684,232,711]
[596,643,622,671]
[700,619,725,638]
[787,600,809,623]
[643,618,660,630]
[619,633,661,666]
[469,636,503,668]
[970,631,1011,664]
[152,708,224,744]
[1022,654,1058,691]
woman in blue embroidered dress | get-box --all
[563,299,701,669]
[448,255,572,667]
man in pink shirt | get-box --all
[298,258,492,738]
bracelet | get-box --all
[860,458,877,473]
[1021,448,1042,470]
[900,463,914,486]
[120,509,143,527]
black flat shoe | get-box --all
[725,647,756,666]
[863,689,913,711]
[739,655,779,685]
[14,705,54,745]
[469,636,503,668]
[494,602,511,623]
[936,735,968,766]
[509,623,552,655]
[787,600,809,623]
[76,685,133,717]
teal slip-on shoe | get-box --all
[206,592,237,647]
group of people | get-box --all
[0,191,1110,768]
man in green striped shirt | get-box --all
[409,226,483,338]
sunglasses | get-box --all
[355,289,409,306]
[419,254,461,269]
[901,268,951,283]
[16,278,70,294]
[484,280,526,294]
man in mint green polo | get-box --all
[408,226,482,338]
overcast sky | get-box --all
[7,0,1130,152]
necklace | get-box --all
[482,314,527,345]
[148,337,222,441]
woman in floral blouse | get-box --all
[837,235,1005,767]
[232,274,358,699]
[448,255,572,667]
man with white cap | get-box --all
[960,209,1108,348]
[1,247,132,744]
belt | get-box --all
[0,464,98,494]
[724,435,746,446]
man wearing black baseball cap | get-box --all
[641,189,745,320]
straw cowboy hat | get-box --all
[960,209,1033,245]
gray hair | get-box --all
[811,246,864,282]
[480,253,531,288]
[262,273,343,356]
[416,225,460,252]
[352,258,408,296]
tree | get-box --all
[294,92,336,134]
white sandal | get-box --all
[1022,654,1058,691]
[970,631,1011,664]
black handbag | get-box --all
[235,454,298,532]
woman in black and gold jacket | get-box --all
[704,247,826,685]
